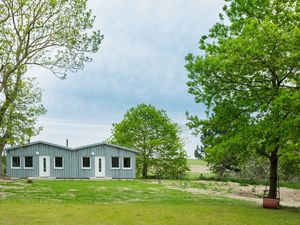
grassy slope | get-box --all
[0,180,299,225]
[187,159,208,166]
[187,159,214,180]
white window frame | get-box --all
[111,157,120,169]
[11,156,21,169]
[54,156,64,169]
[82,156,91,169]
[123,157,132,169]
[24,156,34,169]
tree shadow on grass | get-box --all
[279,205,300,212]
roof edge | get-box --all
[4,141,71,151]
[5,140,138,153]
[73,142,138,153]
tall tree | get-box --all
[0,0,102,122]
[109,104,188,179]
[186,0,300,198]
[0,77,46,176]
[0,0,102,176]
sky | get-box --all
[31,0,225,158]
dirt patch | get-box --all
[0,179,13,183]
[189,165,210,173]
[0,192,11,199]
[164,180,300,208]
[279,187,300,207]
[95,186,107,191]
[0,185,24,190]
[68,189,78,192]
[117,187,132,191]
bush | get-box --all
[204,154,300,183]
[239,156,269,180]
[279,153,300,180]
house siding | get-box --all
[6,142,136,179]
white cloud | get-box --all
[32,117,112,148]
[30,0,224,156]
[33,116,199,157]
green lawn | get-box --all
[0,180,299,225]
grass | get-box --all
[0,179,300,225]
[187,159,212,180]
[187,159,208,166]
[2,201,300,225]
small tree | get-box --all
[186,0,300,198]
[109,104,189,179]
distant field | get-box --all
[187,159,210,179]
[1,179,299,225]
[187,159,208,166]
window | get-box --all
[123,157,131,169]
[12,156,20,168]
[54,157,63,169]
[82,157,90,169]
[111,157,120,169]
[24,156,33,168]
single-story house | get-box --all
[5,141,137,179]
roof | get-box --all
[4,141,138,153]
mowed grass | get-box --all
[0,180,300,225]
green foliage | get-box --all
[279,151,300,180]
[186,0,300,195]
[0,0,103,78]
[0,0,102,175]
[1,77,46,146]
[0,0,102,127]
[109,104,189,179]
[238,156,269,180]
[194,145,205,160]
[0,77,46,176]
[240,154,300,181]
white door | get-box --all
[39,156,50,177]
[95,157,105,177]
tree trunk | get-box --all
[268,150,278,198]
[142,163,148,178]
[0,138,7,177]
[0,154,4,177]
[0,149,4,177]
[0,70,22,127]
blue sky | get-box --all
[32,0,224,157]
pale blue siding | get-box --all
[6,142,136,179]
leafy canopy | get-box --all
[0,0,103,78]
[0,0,102,176]
[109,104,188,179]
[0,0,103,141]
[1,77,46,146]
[185,0,300,180]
